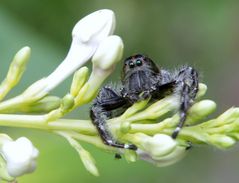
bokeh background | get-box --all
[1,1,239,183]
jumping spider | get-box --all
[90,54,199,150]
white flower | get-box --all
[91,35,123,70]
[21,9,116,102]
[137,145,187,167]
[1,137,39,177]
[134,133,187,167]
[136,134,177,158]
[44,9,116,93]
[82,35,124,100]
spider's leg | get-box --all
[172,66,199,138]
[153,80,176,99]
[90,86,137,150]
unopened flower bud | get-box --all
[196,83,207,99]
[70,67,89,97]
[138,145,187,167]
[186,100,216,125]
[0,47,31,101]
[128,96,179,121]
[7,46,30,84]
[124,150,137,163]
[143,134,177,158]
[120,121,131,133]
[208,134,236,149]
[0,137,39,177]
[44,9,115,93]
[80,150,99,176]
[81,35,124,103]
[132,133,177,159]
[72,9,115,43]
[92,35,123,70]
[62,94,75,111]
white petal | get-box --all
[44,9,116,92]
[1,137,39,177]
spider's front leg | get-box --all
[90,86,137,150]
[172,66,199,138]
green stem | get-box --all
[0,114,96,134]
[68,131,115,152]
[0,113,231,147]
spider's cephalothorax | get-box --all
[90,54,199,150]
[121,54,161,103]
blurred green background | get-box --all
[1,1,239,183]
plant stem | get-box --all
[0,114,95,134]
[0,113,234,147]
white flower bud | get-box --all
[138,145,187,167]
[72,9,115,43]
[43,9,116,93]
[133,133,187,167]
[92,35,123,70]
[1,137,39,177]
[81,35,124,102]
[137,134,177,158]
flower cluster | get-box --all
[0,9,239,181]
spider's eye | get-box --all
[136,59,142,66]
[129,61,135,68]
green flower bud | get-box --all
[195,83,207,99]
[27,96,61,113]
[70,67,89,97]
[59,132,99,176]
[80,150,99,176]
[124,150,137,163]
[62,94,75,111]
[0,47,31,101]
[1,96,61,114]
[7,46,31,85]
[120,121,131,134]
[121,99,149,119]
[128,96,179,121]
[207,134,236,149]
[186,100,216,125]
[216,108,239,126]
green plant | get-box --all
[0,9,239,182]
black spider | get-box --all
[90,54,199,150]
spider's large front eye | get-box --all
[136,59,142,66]
[129,61,135,68]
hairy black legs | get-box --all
[172,66,199,138]
[90,87,137,150]
[90,66,199,149]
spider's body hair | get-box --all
[90,54,199,149]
